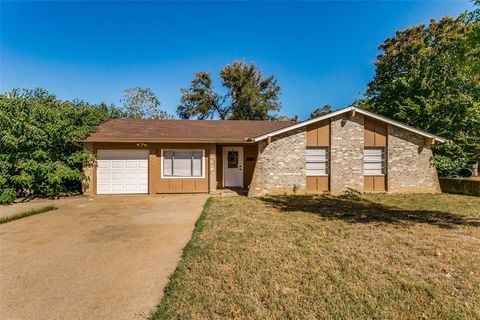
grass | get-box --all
[151,193,480,319]
[0,205,57,224]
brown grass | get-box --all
[152,194,480,319]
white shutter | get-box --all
[306,148,329,176]
[364,148,385,175]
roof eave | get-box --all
[252,106,447,144]
[80,138,255,144]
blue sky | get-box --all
[0,1,473,120]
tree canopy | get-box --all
[122,87,173,119]
[359,5,480,176]
[0,89,123,203]
[310,105,333,119]
[177,61,282,120]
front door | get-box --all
[223,147,244,187]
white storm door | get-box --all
[96,150,149,194]
[223,147,244,187]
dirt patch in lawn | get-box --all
[152,193,480,319]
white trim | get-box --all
[160,149,206,179]
[253,106,446,143]
[222,146,244,187]
[253,107,353,142]
[353,108,446,143]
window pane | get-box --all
[306,147,329,176]
[192,152,202,177]
[173,151,192,176]
[364,148,385,175]
[307,162,327,170]
[228,151,239,168]
[365,168,383,175]
[307,169,327,176]
[306,148,327,157]
[163,151,173,176]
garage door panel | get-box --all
[124,172,137,180]
[97,161,110,169]
[111,172,123,180]
[97,172,110,180]
[111,161,123,169]
[96,150,148,194]
[111,184,124,192]
[124,161,138,168]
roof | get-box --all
[253,106,446,143]
[83,119,295,143]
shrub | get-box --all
[0,88,123,204]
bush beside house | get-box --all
[0,89,123,204]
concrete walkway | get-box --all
[0,194,208,320]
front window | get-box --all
[162,150,204,178]
[364,148,385,175]
[306,147,329,176]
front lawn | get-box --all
[152,193,480,319]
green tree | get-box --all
[177,72,227,119]
[359,8,480,176]
[310,105,333,119]
[122,87,173,119]
[178,61,281,120]
[0,88,123,203]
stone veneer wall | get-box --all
[82,142,94,195]
[387,125,440,193]
[248,129,306,196]
[330,114,365,194]
[209,144,217,193]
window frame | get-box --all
[160,149,205,179]
[363,147,386,176]
[306,147,329,177]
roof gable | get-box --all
[253,106,446,143]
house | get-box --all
[82,106,446,196]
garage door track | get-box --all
[0,194,208,320]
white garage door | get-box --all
[96,150,149,194]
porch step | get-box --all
[211,188,248,197]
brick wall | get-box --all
[387,125,440,193]
[82,142,94,195]
[248,129,306,196]
[209,144,217,193]
[330,114,365,194]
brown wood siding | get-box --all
[216,144,258,189]
[91,142,210,194]
[156,143,210,193]
[306,120,330,147]
[364,117,387,147]
[306,176,329,193]
[364,176,386,192]
[306,120,330,193]
[364,117,387,192]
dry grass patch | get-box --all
[152,194,480,319]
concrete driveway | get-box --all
[0,194,208,320]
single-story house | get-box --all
[81,106,446,196]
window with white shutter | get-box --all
[162,150,204,178]
[306,148,329,176]
[364,148,385,176]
